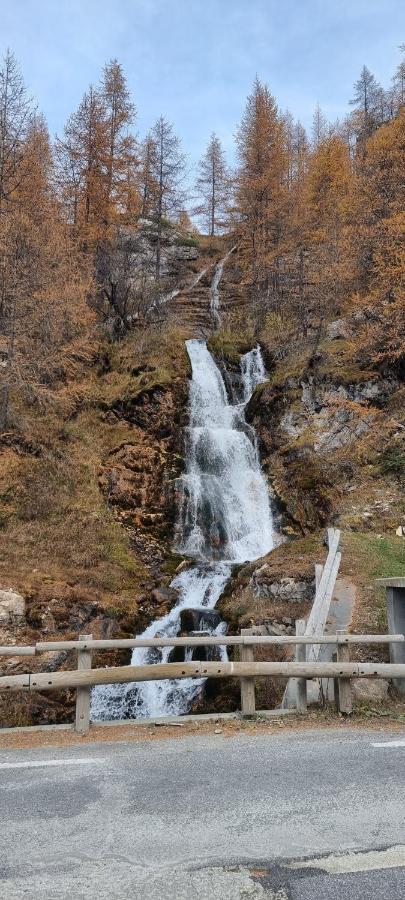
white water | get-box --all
[210,246,236,322]
[240,345,267,402]
[92,339,273,721]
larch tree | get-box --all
[0,109,94,430]
[139,134,159,218]
[0,50,34,426]
[194,133,229,235]
[55,85,109,246]
[100,59,138,224]
[303,134,353,319]
[149,116,186,278]
[235,78,287,304]
[349,109,405,370]
[350,65,381,147]
[0,50,33,213]
[288,120,310,320]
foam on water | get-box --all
[91,339,273,721]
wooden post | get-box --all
[240,628,256,716]
[337,630,352,715]
[75,634,92,735]
[295,619,307,713]
[332,649,339,711]
[315,564,323,593]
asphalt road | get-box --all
[1,728,405,898]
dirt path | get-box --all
[1,705,404,751]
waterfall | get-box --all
[240,345,267,403]
[210,246,236,323]
[91,340,273,721]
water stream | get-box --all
[92,339,273,721]
[210,246,236,323]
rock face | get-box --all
[0,589,25,624]
[245,338,401,533]
[251,567,313,603]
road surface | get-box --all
[1,728,405,898]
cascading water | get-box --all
[91,339,274,721]
[210,246,236,323]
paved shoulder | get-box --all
[1,728,404,898]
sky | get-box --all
[2,0,404,173]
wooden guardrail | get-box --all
[1,632,404,734]
[283,527,342,708]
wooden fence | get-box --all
[283,527,342,708]
[1,632,404,735]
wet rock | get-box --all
[0,589,25,624]
[180,608,222,632]
[167,642,221,664]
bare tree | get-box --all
[392,45,405,111]
[350,65,381,143]
[139,134,158,218]
[150,116,186,278]
[311,103,327,148]
[194,133,230,235]
[0,50,33,212]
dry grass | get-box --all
[0,321,190,608]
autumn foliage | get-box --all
[234,61,404,375]
[0,45,404,434]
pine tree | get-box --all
[195,133,229,235]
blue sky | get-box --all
[2,0,404,172]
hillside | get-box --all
[0,47,404,726]
[0,215,403,725]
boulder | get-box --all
[352,678,389,704]
[326,319,351,340]
[0,589,25,625]
[180,608,222,633]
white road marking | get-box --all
[0,757,105,770]
[289,845,405,875]
[371,740,405,748]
